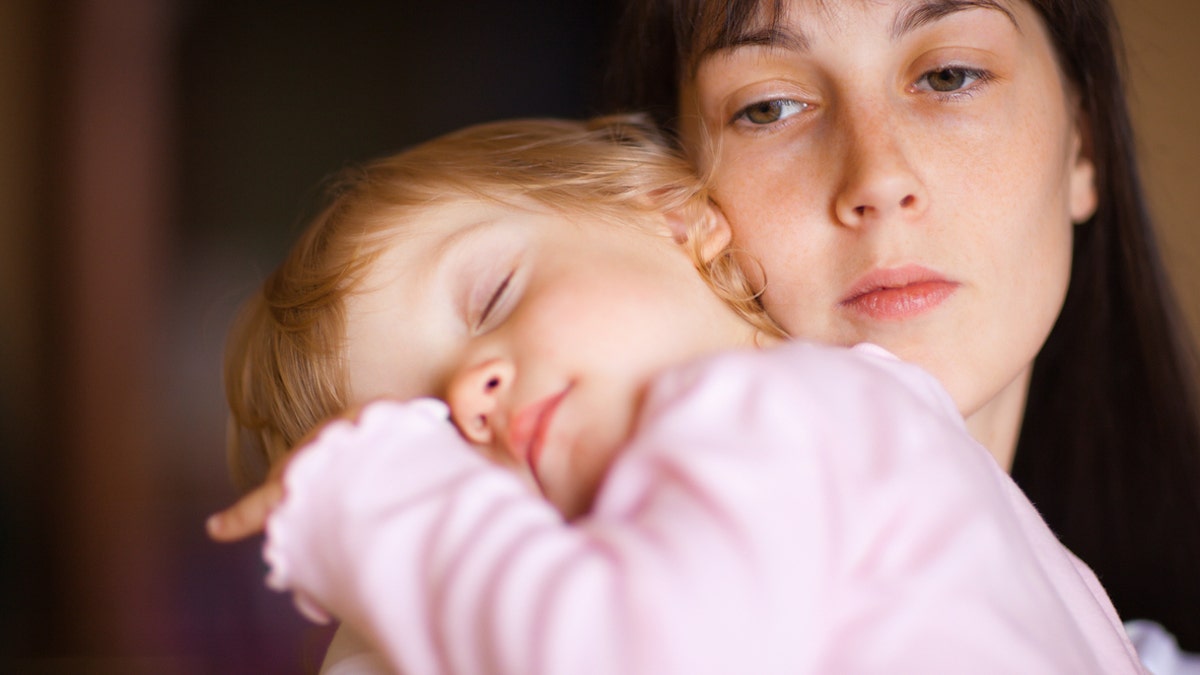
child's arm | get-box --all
[208,399,420,545]
[207,399,451,545]
[214,344,1144,674]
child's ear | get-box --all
[663,200,732,263]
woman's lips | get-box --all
[508,385,571,484]
[840,266,959,321]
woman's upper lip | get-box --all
[839,264,956,305]
[507,385,571,474]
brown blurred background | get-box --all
[1115,0,1200,334]
[0,1,1194,672]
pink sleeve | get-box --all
[265,343,1144,674]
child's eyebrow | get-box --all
[422,216,516,313]
[427,217,504,265]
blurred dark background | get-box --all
[0,0,1193,672]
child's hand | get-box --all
[206,464,287,543]
[206,409,334,543]
[205,398,456,543]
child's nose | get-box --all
[446,358,514,446]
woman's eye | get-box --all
[915,67,988,94]
[733,98,809,126]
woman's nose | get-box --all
[445,358,514,446]
[833,117,928,228]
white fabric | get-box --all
[1126,620,1200,675]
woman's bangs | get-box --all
[687,0,788,73]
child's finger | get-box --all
[206,482,285,542]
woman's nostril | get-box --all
[486,376,500,391]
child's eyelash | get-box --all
[478,271,513,327]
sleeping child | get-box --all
[208,115,1143,673]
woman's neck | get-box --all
[965,367,1032,471]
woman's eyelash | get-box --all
[729,66,994,129]
[729,98,809,128]
[918,66,994,97]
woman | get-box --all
[603,0,1200,652]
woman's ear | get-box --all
[663,200,732,262]
[1069,106,1098,225]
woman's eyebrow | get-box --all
[700,0,1016,62]
[699,25,810,61]
[891,0,1019,40]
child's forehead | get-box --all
[356,197,543,283]
[392,195,547,243]
[378,193,594,249]
[360,190,659,286]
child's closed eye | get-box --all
[476,270,515,332]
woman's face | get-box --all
[680,0,1097,465]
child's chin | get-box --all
[555,490,596,523]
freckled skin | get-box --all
[679,0,1097,466]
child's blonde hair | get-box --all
[224,114,784,485]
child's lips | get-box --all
[508,385,572,482]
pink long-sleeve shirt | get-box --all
[265,342,1145,674]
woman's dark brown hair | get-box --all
[603,0,1200,650]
